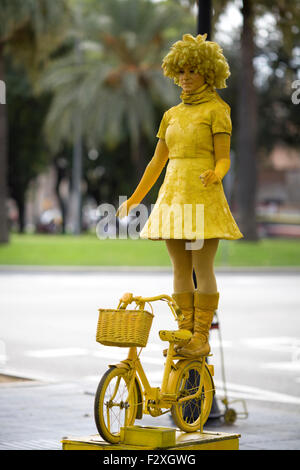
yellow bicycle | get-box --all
[94,293,215,444]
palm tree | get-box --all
[0,0,70,243]
[41,0,184,179]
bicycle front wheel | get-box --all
[94,366,138,444]
[171,360,214,433]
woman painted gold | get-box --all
[117,34,243,358]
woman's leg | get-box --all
[165,239,194,293]
[177,238,220,357]
[164,240,194,352]
[192,238,219,293]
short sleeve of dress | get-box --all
[156,111,169,140]
[211,103,232,136]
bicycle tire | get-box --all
[171,360,214,432]
[94,366,139,443]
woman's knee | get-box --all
[166,239,192,267]
[193,239,219,263]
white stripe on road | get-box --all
[240,336,300,354]
[24,346,165,364]
[260,361,300,372]
[214,380,300,405]
[85,370,164,385]
[23,340,232,361]
[25,348,90,358]
[84,374,300,405]
[25,336,300,360]
[0,339,7,366]
[92,349,164,365]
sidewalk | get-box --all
[1,378,300,450]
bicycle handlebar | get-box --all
[117,292,184,322]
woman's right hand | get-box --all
[116,196,139,219]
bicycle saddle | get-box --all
[159,329,192,343]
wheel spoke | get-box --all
[94,368,138,443]
[171,361,213,432]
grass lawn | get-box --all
[0,234,299,267]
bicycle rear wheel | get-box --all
[94,366,139,443]
[171,360,214,432]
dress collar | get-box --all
[180,83,216,105]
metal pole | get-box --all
[197,0,212,39]
[197,0,223,422]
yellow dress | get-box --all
[140,85,243,241]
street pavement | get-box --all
[0,268,300,450]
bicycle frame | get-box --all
[106,292,214,431]
[116,342,208,427]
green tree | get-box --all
[41,0,188,180]
[236,0,299,239]
[255,30,300,165]
[6,59,51,232]
[0,0,70,242]
[187,0,300,239]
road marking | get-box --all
[0,340,7,366]
[85,370,164,385]
[214,380,300,405]
[24,345,164,365]
[84,375,300,405]
[23,337,300,361]
[25,348,90,358]
[210,339,233,349]
[145,343,164,352]
[240,336,300,354]
[260,361,300,372]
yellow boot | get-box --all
[176,291,219,357]
[163,292,194,356]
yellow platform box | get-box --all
[120,426,176,448]
[62,427,241,451]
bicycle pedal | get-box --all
[159,330,192,342]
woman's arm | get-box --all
[116,139,169,218]
[200,133,231,187]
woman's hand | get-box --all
[116,196,139,219]
[199,169,221,187]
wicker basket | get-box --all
[96,307,154,348]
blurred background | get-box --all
[0,1,300,450]
[0,0,299,266]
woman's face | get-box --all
[178,66,205,93]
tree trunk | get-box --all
[71,111,83,235]
[236,0,258,240]
[15,196,26,233]
[0,47,9,243]
[130,136,142,181]
[54,157,67,234]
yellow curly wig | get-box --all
[162,33,230,89]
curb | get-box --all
[0,265,300,275]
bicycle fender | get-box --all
[108,359,132,369]
[107,362,143,420]
[165,359,215,396]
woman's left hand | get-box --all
[199,170,221,187]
